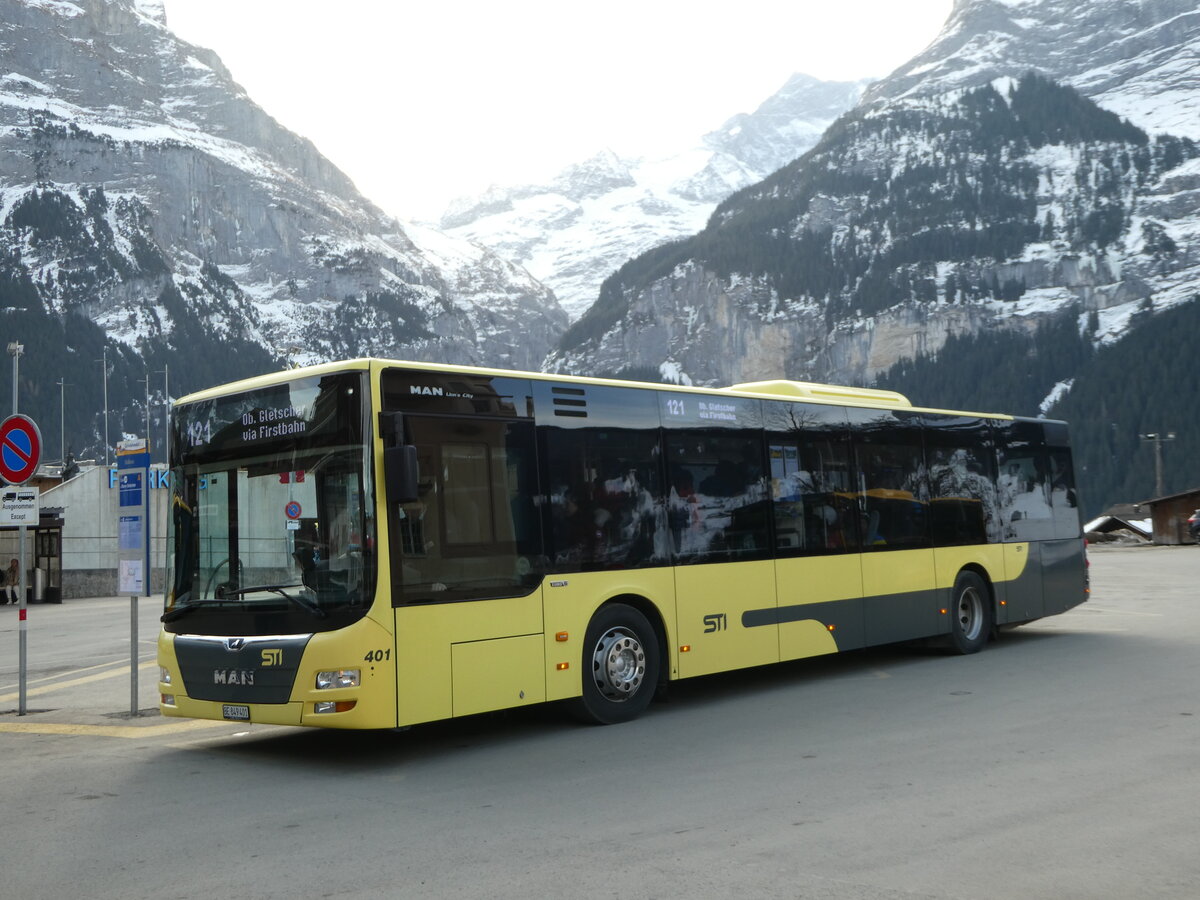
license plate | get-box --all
[222,704,250,721]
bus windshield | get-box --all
[163,371,375,635]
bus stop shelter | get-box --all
[0,506,64,602]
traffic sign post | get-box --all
[117,439,151,716]
[1,412,41,716]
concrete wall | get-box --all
[39,465,170,599]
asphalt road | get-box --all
[1,544,1197,899]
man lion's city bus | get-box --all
[157,359,1087,729]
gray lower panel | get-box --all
[743,597,866,650]
[1042,538,1088,616]
[744,590,940,649]
[1003,542,1045,624]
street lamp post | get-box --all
[1140,431,1176,498]
[159,364,169,468]
[96,347,110,467]
[57,377,67,465]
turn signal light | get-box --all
[556,662,569,671]
[555,631,569,642]
[314,700,357,714]
[680,645,691,653]
[160,694,176,707]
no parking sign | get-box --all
[0,415,42,485]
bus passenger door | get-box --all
[389,413,546,725]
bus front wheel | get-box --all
[571,603,660,725]
[949,571,991,654]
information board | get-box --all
[116,440,150,596]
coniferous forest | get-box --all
[879,296,1200,517]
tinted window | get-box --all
[924,415,999,545]
[664,429,769,563]
[765,401,859,555]
[541,426,666,570]
[996,420,1055,541]
[394,417,542,603]
[851,409,929,550]
[1048,446,1081,539]
[537,384,666,571]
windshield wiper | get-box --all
[161,602,199,623]
[219,583,328,618]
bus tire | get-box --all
[949,571,991,654]
[571,603,660,725]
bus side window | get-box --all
[924,415,997,546]
[1048,447,1081,539]
[664,429,769,564]
[996,420,1056,542]
[856,440,929,550]
[770,437,857,555]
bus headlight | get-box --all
[159,667,172,685]
[315,669,360,690]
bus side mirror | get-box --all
[384,444,420,504]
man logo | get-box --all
[224,637,245,651]
[261,648,283,666]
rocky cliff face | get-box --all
[0,0,567,423]
[440,74,869,319]
[546,0,1200,394]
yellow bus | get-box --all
[157,359,1087,729]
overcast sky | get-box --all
[161,0,953,221]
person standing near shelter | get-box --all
[3,558,18,604]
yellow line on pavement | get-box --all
[0,718,233,738]
[0,659,157,703]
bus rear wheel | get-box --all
[949,571,991,654]
[571,603,660,725]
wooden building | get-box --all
[1140,488,1200,545]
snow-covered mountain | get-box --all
[867,0,1200,139]
[440,74,869,319]
[546,0,1200,390]
[0,0,567,457]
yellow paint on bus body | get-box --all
[776,554,860,660]
[394,588,543,726]
[541,568,675,702]
[674,560,778,678]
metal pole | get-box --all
[57,377,65,465]
[131,593,138,716]
[161,364,169,468]
[142,373,150,457]
[9,342,27,716]
[1155,439,1165,498]
[98,347,110,467]
[1141,432,1176,498]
